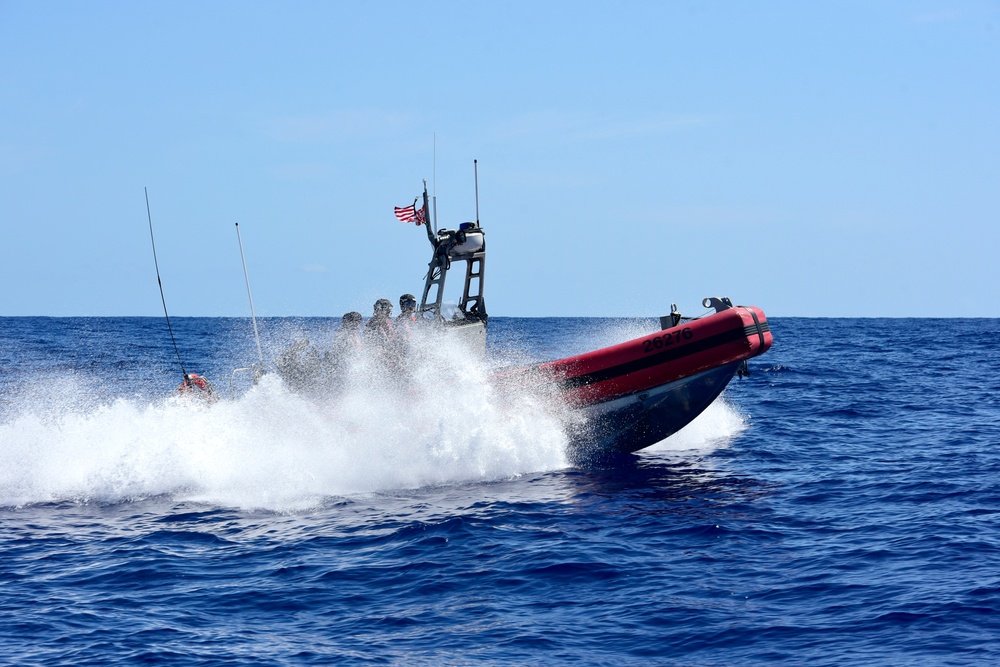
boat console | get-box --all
[412,185,488,351]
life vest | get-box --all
[177,373,218,401]
[395,313,417,337]
[364,315,395,345]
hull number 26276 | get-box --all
[642,327,693,354]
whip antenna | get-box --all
[433,133,438,232]
[145,187,187,379]
[474,159,480,226]
[235,222,265,368]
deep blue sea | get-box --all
[1,316,998,666]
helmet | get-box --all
[343,311,362,324]
[374,298,393,314]
[400,293,417,309]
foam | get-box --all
[645,397,748,454]
[0,334,572,511]
[0,321,748,511]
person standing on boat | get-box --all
[395,293,418,338]
[334,311,364,352]
[365,298,409,373]
[176,372,218,402]
[324,311,363,390]
[275,338,323,393]
[363,298,396,347]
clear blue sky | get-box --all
[1,1,997,317]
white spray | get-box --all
[0,322,746,511]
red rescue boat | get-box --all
[503,298,772,460]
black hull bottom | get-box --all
[567,362,741,463]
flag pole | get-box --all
[422,179,434,245]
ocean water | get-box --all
[1,316,998,666]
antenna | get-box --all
[235,223,265,369]
[474,159,480,226]
[433,133,438,232]
[145,187,188,380]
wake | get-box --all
[0,328,747,511]
[0,336,571,510]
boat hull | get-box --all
[524,305,772,460]
[567,362,741,461]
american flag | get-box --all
[393,202,426,226]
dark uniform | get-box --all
[363,299,396,347]
[395,293,418,338]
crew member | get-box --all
[395,293,418,338]
[363,298,396,347]
[275,338,323,393]
[335,311,364,352]
[176,372,218,402]
[324,311,364,390]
